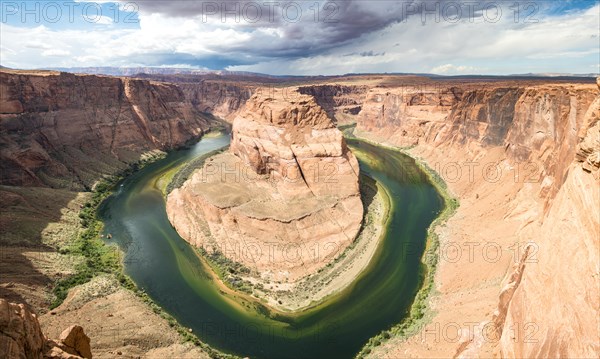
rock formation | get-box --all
[575,78,600,175]
[300,77,599,359]
[230,89,361,199]
[167,89,363,281]
[0,299,92,358]
[0,69,213,189]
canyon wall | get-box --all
[304,80,597,204]
[496,83,599,359]
[0,70,214,189]
[301,78,599,358]
[178,81,254,121]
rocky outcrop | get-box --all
[1,299,45,359]
[45,326,92,359]
[167,89,363,282]
[0,70,212,189]
[575,78,600,175]
[0,299,92,359]
[230,89,361,198]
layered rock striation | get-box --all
[0,70,213,189]
[167,89,363,281]
[306,77,599,358]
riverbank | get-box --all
[14,134,237,358]
[347,134,459,358]
[50,150,167,309]
[92,133,449,358]
[162,139,390,313]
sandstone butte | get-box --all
[166,89,364,282]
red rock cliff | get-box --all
[0,70,211,189]
[300,78,599,359]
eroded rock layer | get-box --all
[298,77,599,359]
[0,70,212,189]
[167,90,363,281]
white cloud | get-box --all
[229,3,600,75]
[430,64,479,74]
[82,15,114,25]
[42,49,71,57]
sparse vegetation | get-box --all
[354,139,459,359]
[165,147,227,194]
[51,152,167,308]
[49,147,239,358]
[197,246,255,295]
[50,177,121,308]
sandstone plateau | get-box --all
[167,89,363,282]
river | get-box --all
[98,133,443,359]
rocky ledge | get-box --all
[0,299,92,359]
[167,89,363,282]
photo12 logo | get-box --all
[198,1,340,24]
[401,1,540,24]
[1,1,139,24]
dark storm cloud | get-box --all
[124,1,494,52]
[111,0,550,65]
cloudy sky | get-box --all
[1,0,598,75]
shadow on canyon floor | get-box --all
[0,185,84,313]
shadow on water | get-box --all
[98,134,444,359]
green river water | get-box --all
[98,133,444,359]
